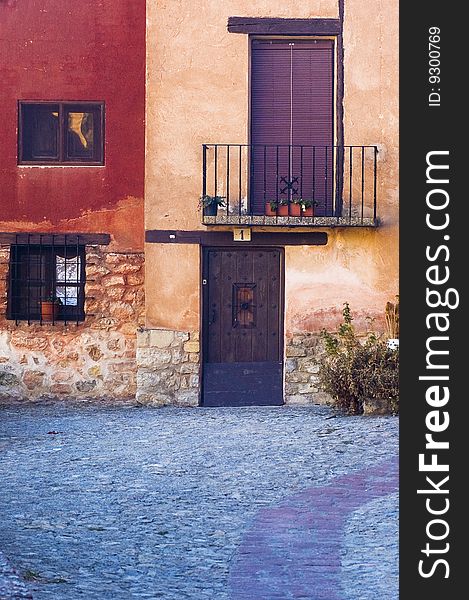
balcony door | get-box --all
[250,39,335,216]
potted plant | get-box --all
[199,194,226,216]
[40,294,62,321]
[265,199,289,216]
[291,198,318,216]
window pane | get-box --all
[56,285,78,306]
[55,254,81,307]
[66,111,95,158]
[22,105,59,160]
[56,254,81,283]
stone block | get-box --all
[88,365,102,378]
[298,383,319,394]
[189,374,199,388]
[190,331,200,342]
[86,264,110,277]
[285,394,313,405]
[137,329,150,348]
[10,332,48,351]
[102,275,126,287]
[179,363,199,374]
[108,361,136,373]
[285,358,297,373]
[136,371,164,388]
[23,370,45,390]
[0,371,19,386]
[286,346,307,358]
[52,371,71,383]
[126,273,144,286]
[175,389,199,406]
[76,380,97,393]
[171,348,185,363]
[49,383,73,395]
[106,287,125,301]
[136,348,172,368]
[174,332,190,342]
[113,263,142,274]
[183,341,199,353]
[149,329,174,348]
[136,390,173,406]
[109,302,134,320]
[285,383,299,395]
[87,345,104,362]
[285,372,310,383]
[107,338,124,352]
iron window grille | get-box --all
[7,236,86,324]
[18,101,104,165]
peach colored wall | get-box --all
[145,0,398,333]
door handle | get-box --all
[209,308,216,325]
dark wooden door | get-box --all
[250,39,335,215]
[202,248,284,406]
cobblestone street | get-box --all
[0,404,398,599]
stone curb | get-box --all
[0,552,32,600]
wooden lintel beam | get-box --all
[227,17,341,36]
[146,230,328,246]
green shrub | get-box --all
[318,303,399,414]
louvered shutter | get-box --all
[250,39,334,215]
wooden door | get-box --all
[250,39,335,215]
[202,248,284,406]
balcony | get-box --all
[202,145,378,227]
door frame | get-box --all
[200,245,285,406]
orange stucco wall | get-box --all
[145,0,398,332]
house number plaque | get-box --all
[233,228,251,242]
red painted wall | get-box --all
[0,0,145,251]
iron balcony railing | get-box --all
[201,144,378,226]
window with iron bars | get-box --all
[7,241,86,324]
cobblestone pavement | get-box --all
[0,403,398,599]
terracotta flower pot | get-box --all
[41,301,59,321]
[301,207,314,216]
[265,202,289,216]
[289,203,301,216]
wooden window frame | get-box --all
[18,101,105,166]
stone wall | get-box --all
[136,329,200,406]
[136,329,330,407]
[0,245,145,401]
[285,333,332,406]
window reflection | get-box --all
[67,112,94,157]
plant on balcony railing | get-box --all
[202,144,378,225]
[198,194,226,217]
[291,198,318,216]
[265,198,318,217]
[265,199,288,216]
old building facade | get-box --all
[0,0,398,406]
[140,0,398,406]
[0,0,146,400]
